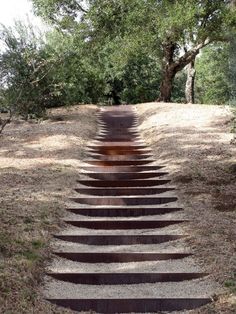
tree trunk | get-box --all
[158,68,176,102]
[185,59,196,104]
[157,38,211,103]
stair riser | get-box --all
[47,299,211,313]
[66,207,183,217]
[70,197,177,206]
[64,220,186,230]
[54,235,185,245]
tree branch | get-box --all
[75,1,88,13]
[0,108,13,134]
[172,38,211,72]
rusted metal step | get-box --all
[46,298,211,313]
[87,148,153,155]
[54,252,192,263]
[63,220,186,229]
[74,187,175,196]
[87,153,154,160]
[54,234,185,245]
[97,133,140,138]
[95,136,143,142]
[83,160,156,166]
[80,172,168,180]
[97,130,140,136]
[66,206,183,217]
[88,142,146,147]
[69,196,177,206]
[98,119,138,124]
[97,122,138,127]
[77,179,171,187]
[47,272,207,285]
[81,166,164,172]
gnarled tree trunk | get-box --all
[158,42,176,102]
[158,39,210,103]
[185,59,196,104]
[158,69,176,102]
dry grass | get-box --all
[136,102,236,313]
[0,104,98,313]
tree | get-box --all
[0,21,62,119]
[32,0,236,103]
[152,0,235,102]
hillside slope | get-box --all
[0,102,235,313]
[136,102,236,313]
[0,105,98,313]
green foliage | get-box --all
[172,71,187,104]
[45,29,103,104]
[229,36,236,105]
[32,0,86,29]
[225,276,236,293]
[195,44,231,105]
[0,21,105,119]
[71,0,236,102]
[120,53,161,104]
[0,21,62,119]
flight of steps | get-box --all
[45,106,216,313]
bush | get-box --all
[0,21,62,119]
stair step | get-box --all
[54,234,185,245]
[87,148,153,156]
[83,160,156,166]
[87,154,154,160]
[66,206,183,217]
[81,166,164,172]
[69,196,177,206]
[64,220,186,229]
[88,143,147,148]
[80,172,168,180]
[47,272,207,285]
[77,179,171,187]
[75,187,175,196]
[54,252,192,263]
[46,298,211,313]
